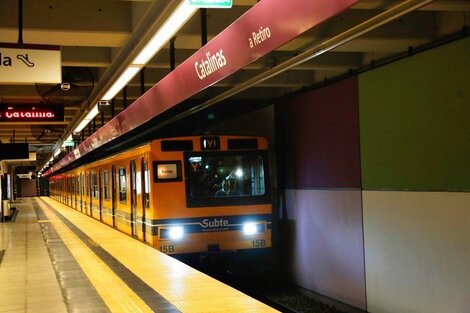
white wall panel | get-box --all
[284,189,366,309]
[363,191,470,313]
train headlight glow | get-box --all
[243,223,258,235]
[169,226,184,240]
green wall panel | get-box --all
[359,37,470,191]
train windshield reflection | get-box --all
[186,152,266,201]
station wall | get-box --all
[275,36,470,312]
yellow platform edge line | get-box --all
[36,198,154,313]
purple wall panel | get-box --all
[277,77,360,189]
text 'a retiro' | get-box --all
[249,26,271,48]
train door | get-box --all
[99,171,102,220]
[69,177,72,206]
[80,173,83,213]
[76,175,79,210]
[60,178,64,203]
[72,175,76,209]
[89,172,93,217]
[130,160,137,237]
[141,159,150,243]
[84,172,89,215]
[70,177,73,207]
[69,177,73,207]
[67,177,70,206]
[111,165,117,228]
[65,178,67,204]
[72,175,75,209]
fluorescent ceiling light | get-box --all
[74,119,90,134]
[73,105,100,134]
[85,105,99,120]
[102,66,141,101]
[133,2,198,65]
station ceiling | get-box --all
[0,0,468,171]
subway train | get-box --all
[49,135,273,268]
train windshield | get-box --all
[185,151,269,207]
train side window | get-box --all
[103,170,110,200]
[143,161,150,208]
[119,167,127,203]
[92,171,98,198]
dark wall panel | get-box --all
[277,76,361,189]
[20,179,36,197]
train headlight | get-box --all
[161,226,184,240]
[243,223,258,235]
[168,226,184,240]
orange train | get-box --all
[49,135,272,262]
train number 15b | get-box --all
[159,245,175,253]
[251,239,266,247]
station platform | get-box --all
[0,197,278,313]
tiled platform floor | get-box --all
[0,198,67,313]
[0,197,278,313]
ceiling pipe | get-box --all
[170,37,176,71]
[154,0,436,128]
[17,0,23,44]
[200,8,208,46]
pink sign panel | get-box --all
[49,0,358,174]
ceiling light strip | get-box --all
[73,105,100,133]
[133,2,198,65]
[101,66,141,101]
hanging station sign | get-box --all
[48,0,358,175]
[0,103,64,122]
[0,43,61,84]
